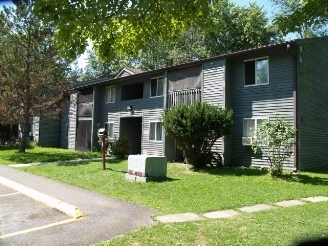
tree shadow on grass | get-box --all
[279,173,328,186]
[192,166,269,177]
[56,157,126,167]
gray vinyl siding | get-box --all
[224,59,233,166]
[60,113,69,148]
[38,119,60,147]
[95,72,165,156]
[298,38,328,169]
[33,116,40,143]
[202,59,225,157]
[230,48,294,169]
[117,70,133,78]
[68,92,77,149]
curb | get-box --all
[0,176,83,219]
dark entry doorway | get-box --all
[76,120,92,151]
[120,117,142,154]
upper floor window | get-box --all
[105,86,115,103]
[121,82,143,100]
[151,77,164,97]
[244,57,269,86]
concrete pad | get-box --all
[0,176,83,219]
[203,209,239,219]
[125,173,136,182]
[274,200,306,207]
[301,196,328,203]
[157,213,203,223]
[239,204,274,213]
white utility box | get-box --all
[125,155,167,182]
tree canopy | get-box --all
[0,2,71,152]
[272,0,328,36]
[33,0,214,61]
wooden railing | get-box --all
[167,88,202,108]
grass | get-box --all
[20,160,328,214]
[0,145,101,165]
[102,202,328,246]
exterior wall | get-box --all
[95,72,165,156]
[68,92,77,149]
[59,113,69,148]
[33,116,40,143]
[230,48,294,169]
[298,38,328,169]
[202,59,225,157]
[224,58,234,166]
[38,119,60,147]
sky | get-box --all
[1,0,296,68]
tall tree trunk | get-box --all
[19,113,30,153]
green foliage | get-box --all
[252,116,296,176]
[112,132,132,159]
[78,49,137,81]
[0,2,71,152]
[272,0,328,37]
[162,102,233,168]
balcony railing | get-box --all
[167,88,202,108]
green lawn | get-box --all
[103,202,328,246]
[20,160,328,214]
[0,146,101,165]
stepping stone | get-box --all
[239,204,274,213]
[203,209,239,219]
[156,213,204,223]
[301,196,328,203]
[274,200,306,207]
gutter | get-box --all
[287,44,299,173]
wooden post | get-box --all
[102,135,106,170]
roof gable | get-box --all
[115,67,144,79]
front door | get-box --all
[76,120,92,151]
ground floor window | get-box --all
[243,118,264,137]
[105,122,114,139]
[149,122,162,141]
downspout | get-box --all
[287,44,299,173]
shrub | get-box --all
[162,102,233,168]
[112,132,132,158]
[252,115,296,177]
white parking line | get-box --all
[0,192,20,197]
[0,218,79,239]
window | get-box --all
[149,122,162,141]
[121,82,143,100]
[244,57,269,86]
[105,86,115,103]
[105,122,114,139]
[243,118,265,137]
[151,77,164,97]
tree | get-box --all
[205,1,281,56]
[0,3,71,152]
[252,116,296,177]
[162,102,233,168]
[33,0,214,61]
[272,0,328,37]
[78,49,137,81]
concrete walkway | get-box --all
[0,165,155,246]
[156,196,328,223]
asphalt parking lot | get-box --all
[0,184,77,246]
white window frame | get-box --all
[243,118,267,138]
[150,77,164,98]
[105,86,116,103]
[244,57,269,87]
[149,121,163,142]
[105,122,114,139]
